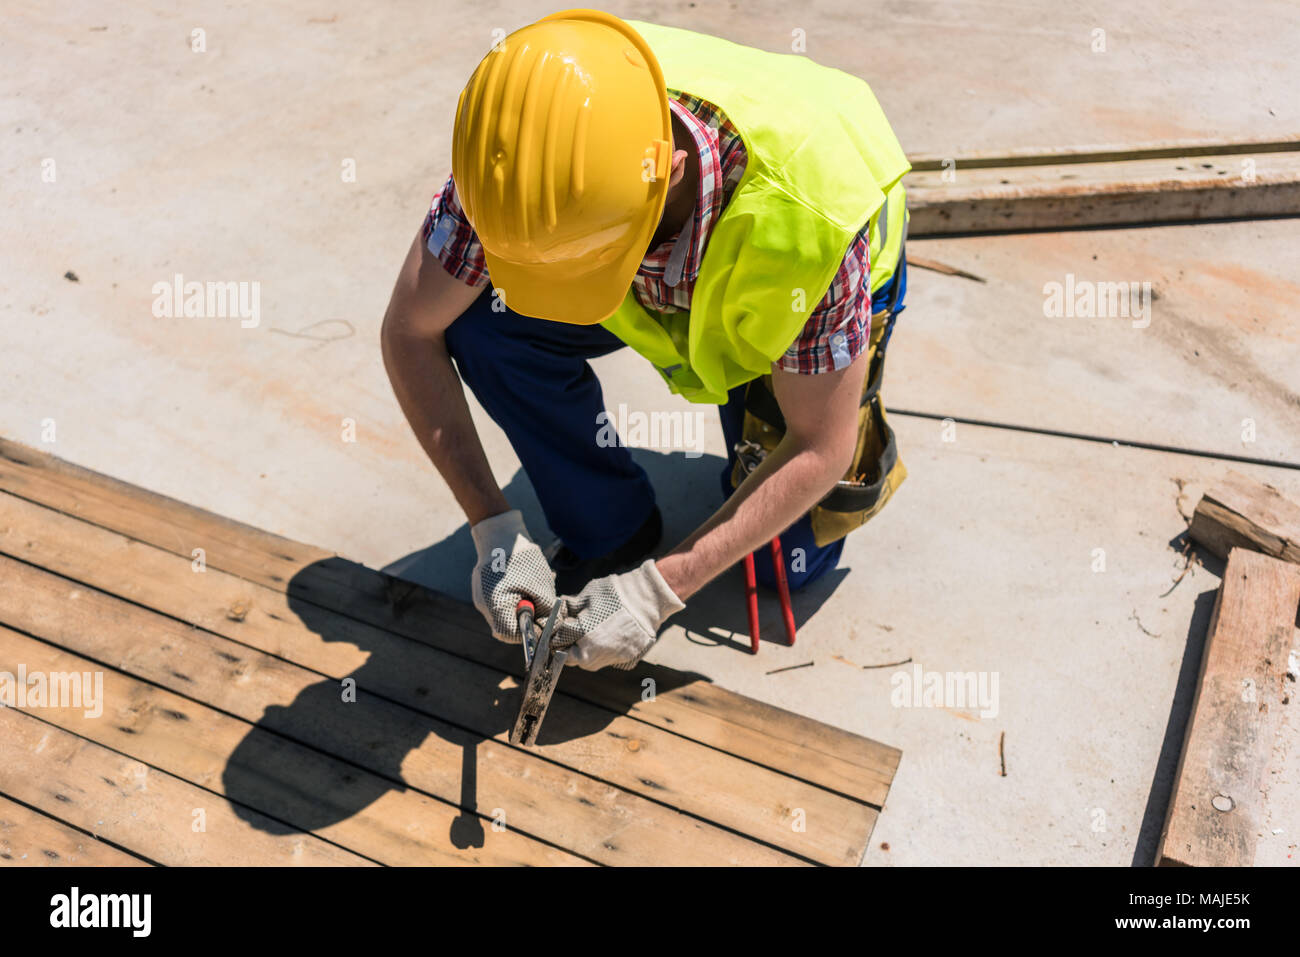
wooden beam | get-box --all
[1188,470,1300,564]
[1156,548,1300,867]
[905,146,1300,236]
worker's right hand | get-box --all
[470,509,558,643]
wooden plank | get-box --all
[0,707,372,866]
[1156,548,1300,867]
[0,552,816,866]
[1189,470,1300,564]
[0,794,150,867]
[0,437,899,807]
[0,492,871,862]
[0,625,588,867]
[905,149,1300,235]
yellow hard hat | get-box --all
[452,9,673,325]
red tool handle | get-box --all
[769,536,796,646]
[743,553,759,654]
[516,597,535,624]
[516,598,535,647]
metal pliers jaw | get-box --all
[509,598,567,746]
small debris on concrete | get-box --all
[1159,539,1198,597]
[1173,477,1196,522]
[999,730,1007,777]
[64,270,79,282]
[862,655,913,670]
[765,660,814,676]
[908,254,987,283]
[1130,609,1161,637]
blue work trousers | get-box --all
[443,259,906,591]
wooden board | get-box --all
[0,439,899,866]
[905,146,1300,236]
[1156,548,1300,867]
[0,794,149,867]
[1189,470,1300,564]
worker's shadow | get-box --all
[223,450,846,850]
[385,448,848,651]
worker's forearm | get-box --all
[656,438,847,601]
[381,327,509,526]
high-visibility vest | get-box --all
[600,21,910,405]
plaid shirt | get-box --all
[423,92,871,375]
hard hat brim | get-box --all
[481,226,656,325]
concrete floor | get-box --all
[3,0,1298,865]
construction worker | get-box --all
[381,9,910,671]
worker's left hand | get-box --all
[556,559,685,671]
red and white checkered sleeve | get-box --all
[421,174,491,287]
[774,228,872,375]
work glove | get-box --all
[470,509,557,643]
[555,559,685,671]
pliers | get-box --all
[743,538,797,653]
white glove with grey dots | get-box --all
[554,559,685,671]
[469,510,558,643]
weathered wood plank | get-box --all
[1156,548,1300,867]
[0,708,372,866]
[0,793,151,867]
[1188,470,1300,564]
[0,625,588,867]
[906,149,1300,235]
[0,491,871,861]
[0,438,899,807]
[0,552,814,865]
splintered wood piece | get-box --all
[1188,470,1300,564]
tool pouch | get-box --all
[729,302,907,548]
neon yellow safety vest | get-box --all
[601,22,910,405]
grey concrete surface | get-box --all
[898,223,1300,463]
[3,1,1298,865]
